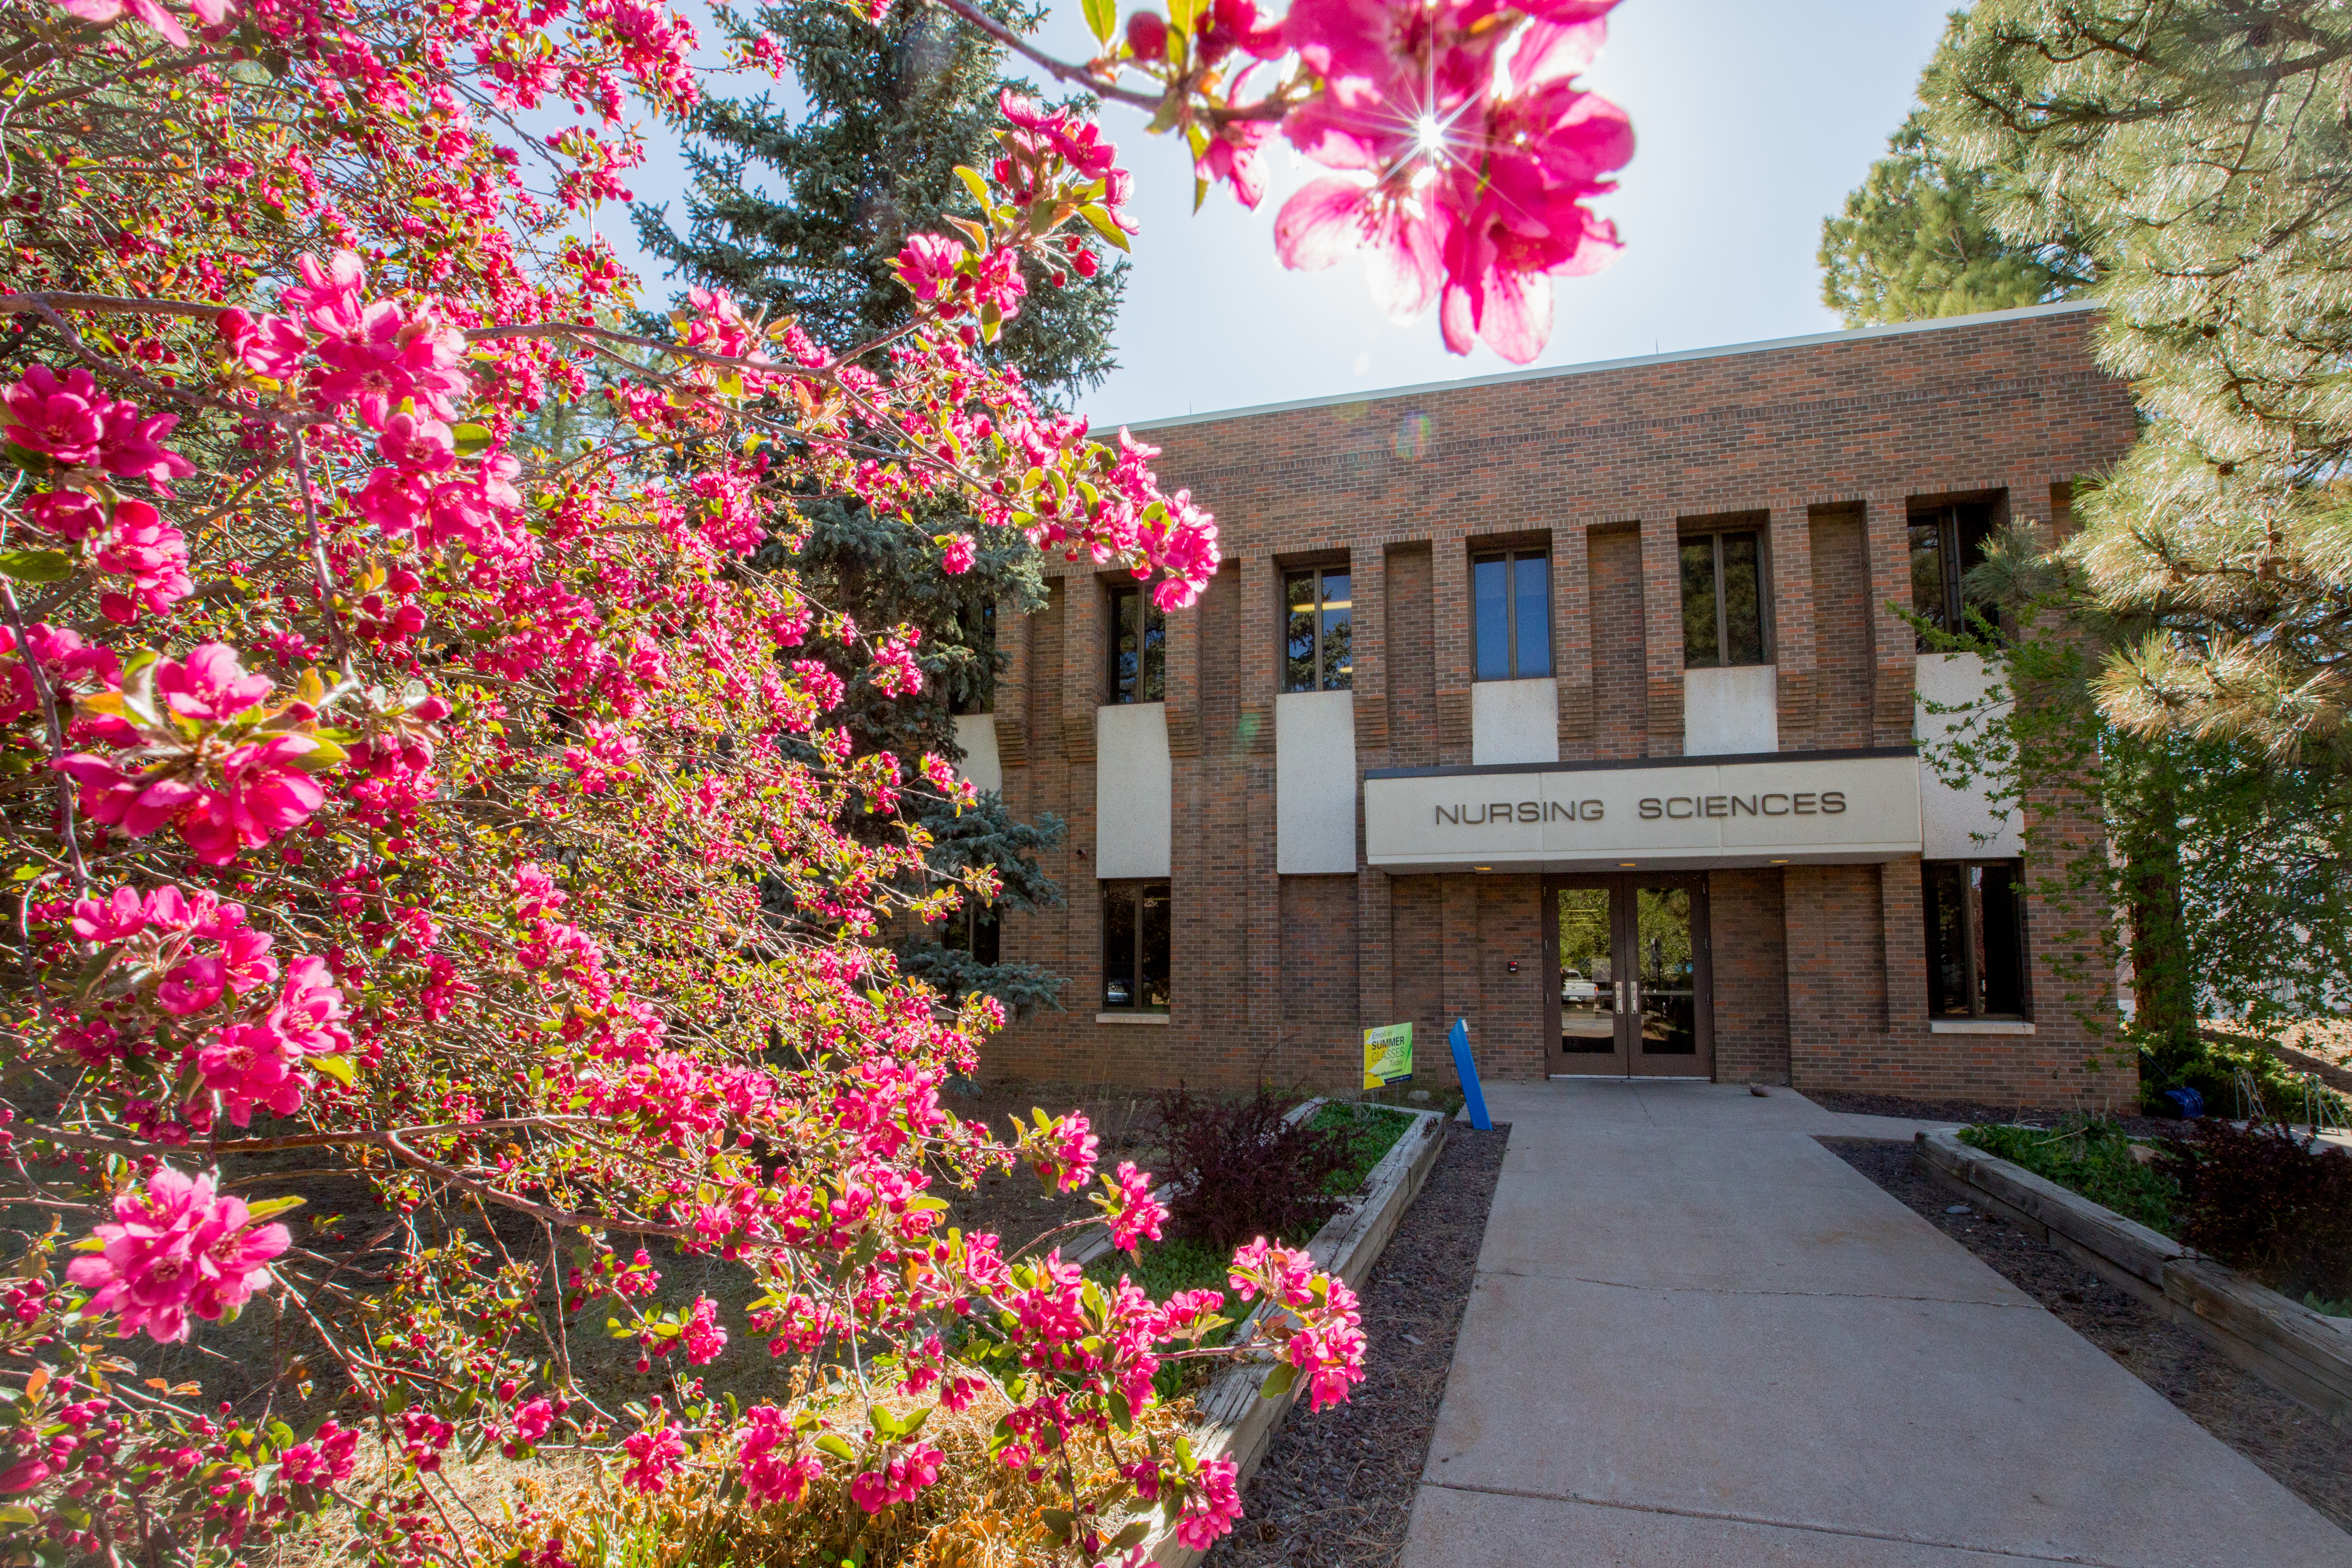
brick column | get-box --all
[993,588,1032,771]
[1555,521,1594,759]
[1880,855,1927,1042]
[1165,589,1202,761]
[1641,517,1684,755]
[1238,556,1276,758]
[1061,573,1103,765]
[1432,539,1472,763]
[1864,496,1915,747]
[1767,505,1816,748]
[1357,866,1392,1042]
[1441,874,1480,1064]
[1350,545,1388,754]
[1240,556,1282,1054]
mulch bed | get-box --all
[1807,1087,2179,1140]
[1824,1137,2352,1536]
[1205,1123,1510,1568]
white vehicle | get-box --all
[1561,969,1599,1003]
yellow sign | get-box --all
[1362,1022,1413,1089]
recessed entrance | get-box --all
[1545,874,1713,1078]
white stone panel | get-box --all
[1682,664,1779,756]
[1915,652,2023,860]
[953,713,1002,795]
[1094,703,1172,878]
[1471,678,1560,765]
[1276,690,1358,874]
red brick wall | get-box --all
[1711,870,1790,1084]
[979,307,2137,1107]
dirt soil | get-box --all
[1807,1087,2179,1140]
[1204,1123,1509,1568]
[1824,1137,2352,1536]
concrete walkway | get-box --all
[1400,1080,2352,1567]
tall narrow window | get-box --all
[1107,582,1165,703]
[1679,529,1768,667]
[1909,502,1999,646]
[1923,860,2028,1018]
[1283,566,1353,692]
[1101,881,1170,1012]
[1472,550,1551,680]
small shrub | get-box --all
[1960,1117,2181,1233]
[1308,1102,1417,1193]
[2158,1120,2352,1302]
[1153,1087,1352,1251]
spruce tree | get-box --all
[1819,110,2091,328]
[641,0,1121,1013]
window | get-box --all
[1909,502,1999,646]
[1472,550,1550,680]
[1923,860,2028,1018]
[1679,529,1768,667]
[1101,881,1170,1012]
[1283,565,1353,692]
[939,899,999,966]
[1107,582,1164,703]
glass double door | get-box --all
[1548,874,1712,1078]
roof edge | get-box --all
[1118,300,2098,433]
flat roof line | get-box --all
[1120,300,2098,432]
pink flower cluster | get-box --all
[64,1166,290,1343]
[1229,1238,1368,1412]
[198,955,352,1126]
[848,1442,944,1513]
[1274,0,1633,362]
[3,366,197,622]
[620,1406,687,1494]
[1101,1161,1167,1253]
[60,643,330,865]
[3,364,195,490]
[735,1405,825,1507]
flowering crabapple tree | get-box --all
[0,0,1626,1561]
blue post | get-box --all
[1449,1016,1493,1131]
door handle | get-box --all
[1614,980,1628,1014]
[1629,980,1643,1014]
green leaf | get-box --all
[952,166,991,208]
[1167,0,1199,41]
[867,1402,902,1440]
[0,1505,36,1526]
[814,1432,857,1462]
[1259,1361,1298,1400]
[1082,0,1116,46]
[1078,204,1132,253]
[1106,1519,1152,1552]
[0,549,73,583]
[451,423,494,458]
[245,1195,308,1221]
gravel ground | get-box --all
[1205,1123,1510,1568]
[1824,1137,2352,1537]
[1807,1087,2179,1140]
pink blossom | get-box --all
[312,303,471,428]
[3,364,110,463]
[63,1166,290,1342]
[71,885,148,943]
[872,629,923,698]
[682,1294,727,1364]
[620,1409,686,1494]
[1105,1161,1166,1253]
[377,410,457,471]
[277,1422,358,1488]
[90,500,194,617]
[157,643,275,723]
[1197,120,1272,210]
[849,1442,943,1513]
[96,403,196,489]
[215,308,309,380]
[280,251,368,340]
[940,533,977,574]
[510,1398,557,1447]
[1172,1457,1244,1549]
[736,1405,822,1507]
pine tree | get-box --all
[634,0,1125,403]
[638,0,1120,1014]
[1819,110,2091,328]
[1925,0,2352,758]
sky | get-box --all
[594,0,1958,428]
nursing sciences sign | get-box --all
[1363,1022,1413,1089]
[1363,750,1925,872]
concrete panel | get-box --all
[1275,690,1357,874]
[1094,703,1171,878]
[952,713,1001,795]
[1471,677,1560,765]
[1682,663,1779,755]
[1916,653,2023,859]
[1423,1272,2349,1566]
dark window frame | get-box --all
[1922,859,2030,1020]
[1677,526,1772,669]
[1909,502,2000,648]
[1099,879,1171,1013]
[1106,581,1165,705]
[1471,548,1553,682]
[1282,563,1355,693]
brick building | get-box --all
[956,302,2141,1109]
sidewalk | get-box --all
[1401,1080,2351,1567]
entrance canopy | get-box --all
[1364,747,1924,874]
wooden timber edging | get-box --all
[1914,1128,2352,1433]
[1139,1102,1454,1568]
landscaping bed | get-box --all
[1203,1124,1509,1568]
[1824,1138,2352,1536]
